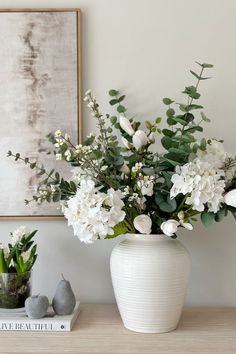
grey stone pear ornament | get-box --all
[25,295,49,319]
[52,274,76,315]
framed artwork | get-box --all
[0,8,82,218]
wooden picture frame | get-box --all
[0,8,82,219]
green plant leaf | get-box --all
[155,117,162,124]
[105,220,130,239]
[215,208,226,222]
[200,138,207,150]
[162,129,175,137]
[196,62,213,68]
[155,192,165,205]
[110,116,117,125]
[172,117,186,125]
[163,98,174,105]
[166,108,175,117]
[109,89,118,97]
[190,70,201,80]
[109,99,118,106]
[167,117,177,126]
[187,104,204,111]
[201,212,215,227]
[118,95,126,102]
[117,105,126,113]
[169,147,188,155]
[185,125,203,133]
[200,111,211,122]
[161,136,173,150]
[159,197,177,213]
[0,249,7,273]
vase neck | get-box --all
[125,233,168,242]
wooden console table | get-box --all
[1,304,236,353]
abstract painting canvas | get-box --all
[0,9,81,217]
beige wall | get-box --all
[1,0,236,305]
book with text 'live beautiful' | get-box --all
[0,301,80,331]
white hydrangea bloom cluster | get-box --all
[63,178,126,243]
[196,140,227,169]
[170,140,229,213]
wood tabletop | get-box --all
[1,304,236,354]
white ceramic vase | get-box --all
[110,234,191,333]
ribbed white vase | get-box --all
[110,234,191,333]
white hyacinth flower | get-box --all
[11,226,29,246]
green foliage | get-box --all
[10,61,231,241]
[105,220,132,239]
[160,62,213,170]
[0,249,7,273]
[0,229,38,274]
[201,212,215,227]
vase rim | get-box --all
[125,233,169,241]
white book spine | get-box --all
[0,320,71,331]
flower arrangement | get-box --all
[0,226,38,273]
[8,62,236,243]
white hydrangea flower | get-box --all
[11,226,29,246]
[197,140,227,169]
[63,178,126,243]
[170,158,225,213]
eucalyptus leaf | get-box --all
[109,99,118,106]
[109,89,118,96]
[201,212,215,227]
[117,105,126,113]
[162,129,175,137]
[166,108,175,117]
[163,97,174,105]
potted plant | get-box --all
[8,62,236,332]
[0,227,37,309]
